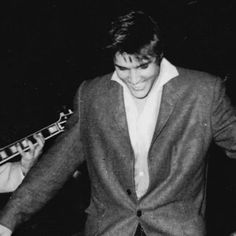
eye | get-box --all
[119,67,127,71]
[139,63,149,69]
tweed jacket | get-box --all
[0,67,236,236]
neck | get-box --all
[134,97,147,114]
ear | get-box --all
[155,53,164,65]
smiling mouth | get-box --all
[131,85,145,91]
[128,82,145,90]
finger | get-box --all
[26,139,42,161]
[27,140,35,157]
[16,143,25,157]
[33,133,45,148]
[33,145,43,158]
[33,134,44,157]
[20,139,36,161]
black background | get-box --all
[0,0,235,235]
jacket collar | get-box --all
[108,58,181,138]
[107,70,181,150]
[151,74,181,143]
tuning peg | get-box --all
[59,112,65,118]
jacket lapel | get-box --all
[108,80,130,140]
[107,79,137,202]
[151,75,181,143]
[108,75,181,146]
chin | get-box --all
[132,90,148,99]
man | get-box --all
[0,10,235,236]
[0,134,44,193]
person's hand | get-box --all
[229,232,236,236]
[0,225,12,236]
[17,133,45,175]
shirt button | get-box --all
[127,189,132,195]
[137,210,142,217]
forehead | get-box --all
[114,52,153,67]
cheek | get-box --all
[140,67,157,78]
[116,70,129,80]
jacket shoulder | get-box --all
[177,67,222,87]
[175,67,225,97]
[81,73,113,97]
[170,67,226,104]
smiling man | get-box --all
[0,9,236,236]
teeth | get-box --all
[133,86,144,91]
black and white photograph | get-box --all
[0,1,235,235]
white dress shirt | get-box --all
[0,162,24,193]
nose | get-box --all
[129,69,140,85]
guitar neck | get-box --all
[0,120,66,165]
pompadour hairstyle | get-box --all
[107,10,164,61]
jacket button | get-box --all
[137,210,142,217]
[126,189,132,195]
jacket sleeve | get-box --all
[0,162,24,193]
[211,78,236,158]
[0,81,87,231]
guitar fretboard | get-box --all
[0,110,72,165]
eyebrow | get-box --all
[114,64,128,70]
[114,61,151,70]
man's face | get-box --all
[114,52,160,99]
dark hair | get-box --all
[107,10,164,62]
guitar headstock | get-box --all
[57,109,73,130]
